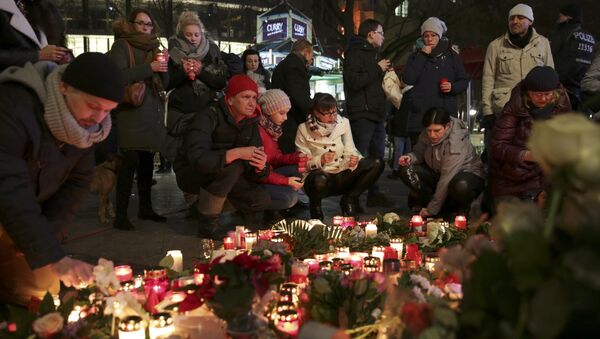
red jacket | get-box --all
[258,125,300,185]
[489,82,571,197]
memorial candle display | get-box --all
[165,250,183,273]
[454,215,467,230]
[410,215,424,232]
[365,223,378,238]
[114,265,133,282]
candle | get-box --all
[331,258,345,271]
[303,258,319,274]
[454,215,467,230]
[223,237,234,250]
[389,239,404,259]
[336,246,350,260]
[235,226,246,249]
[290,261,309,284]
[275,310,300,336]
[149,312,174,339]
[276,301,297,313]
[340,263,353,276]
[279,291,300,306]
[118,316,145,339]
[349,254,363,269]
[280,282,299,295]
[155,51,167,63]
[193,272,205,285]
[383,247,398,260]
[120,280,136,292]
[245,232,257,250]
[166,250,183,273]
[365,223,378,238]
[258,229,273,240]
[67,305,83,323]
[133,274,144,289]
[410,215,424,232]
[144,268,169,301]
[332,215,344,226]
[114,265,133,282]
[319,260,333,271]
[371,246,385,265]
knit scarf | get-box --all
[259,114,283,141]
[168,35,211,96]
[509,26,533,49]
[306,113,338,138]
[44,66,111,149]
[113,19,160,52]
[531,104,555,120]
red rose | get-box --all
[401,302,432,336]
[232,252,259,270]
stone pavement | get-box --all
[63,168,410,271]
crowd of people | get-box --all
[0,1,599,304]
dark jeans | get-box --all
[175,161,271,216]
[304,157,384,206]
[398,164,484,216]
[262,165,299,211]
[115,150,155,218]
[350,119,386,195]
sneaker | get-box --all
[366,192,392,208]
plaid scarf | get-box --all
[259,114,283,141]
[306,113,338,138]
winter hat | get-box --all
[560,3,582,23]
[509,3,534,22]
[226,74,258,98]
[62,52,125,103]
[258,89,291,116]
[523,66,559,91]
[420,17,447,37]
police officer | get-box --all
[550,3,595,110]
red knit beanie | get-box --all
[226,74,258,98]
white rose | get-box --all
[382,212,400,224]
[32,312,64,338]
[93,258,121,295]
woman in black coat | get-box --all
[402,17,469,147]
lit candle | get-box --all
[133,275,144,289]
[118,316,145,339]
[290,261,309,284]
[223,237,234,250]
[363,256,380,273]
[349,254,363,268]
[410,215,424,232]
[149,312,174,339]
[319,260,333,271]
[245,232,257,250]
[166,250,183,273]
[114,265,133,282]
[389,239,404,259]
[276,301,297,313]
[303,258,319,274]
[67,305,83,323]
[275,310,300,336]
[336,246,350,260]
[365,223,378,238]
[280,282,299,295]
[454,215,467,230]
[371,246,385,265]
[332,215,344,226]
[193,272,205,285]
[235,226,246,249]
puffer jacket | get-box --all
[343,35,387,122]
[482,28,554,117]
[0,62,95,269]
[581,52,600,93]
[489,82,571,197]
[402,39,469,132]
[407,117,483,215]
[295,115,363,174]
[258,126,299,186]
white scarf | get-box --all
[43,67,111,149]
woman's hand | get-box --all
[49,256,94,289]
[151,60,168,73]
[321,151,336,165]
[288,177,304,190]
[419,207,430,217]
[522,150,535,162]
[39,45,69,62]
[347,155,359,168]
[421,45,433,55]
[440,81,452,93]
[249,147,267,170]
[398,155,412,167]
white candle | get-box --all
[389,239,404,259]
[365,223,378,238]
[371,246,385,266]
[149,312,174,339]
[245,232,257,250]
[67,306,82,323]
[114,265,133,282]
[166,250,183,273]
[291,261,309,277]
[118,316,145,339]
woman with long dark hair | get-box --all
[242,48,270,94]
[108,8,169,230]
[296,93,384,220]
[398,107,484,218]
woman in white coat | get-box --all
[295,93,384,220]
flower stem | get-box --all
[544,188,563,239]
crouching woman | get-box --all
[398,107,484,217]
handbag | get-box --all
[382,71,403,109]
[122,41,146,107]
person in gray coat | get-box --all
[398,107,484,218]
[108,8,169,230]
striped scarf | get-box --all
[259,114,283,141]
[306,113,338,138]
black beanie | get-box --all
[523,66,560,92]
[62,52,125,103]
[560,3,582,23]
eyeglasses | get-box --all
[373,30,384,37]
[316,109,338,117]
[134,21,153,28]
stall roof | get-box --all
[258,0,309,20]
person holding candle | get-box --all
[295,93,384,220]
[108,8,169,230]
[256,89,304,223]
[402,17,469,149]
[242,48,271,94]
[398,107,484,218]
[489,66,571,207]
[174,74,271,238]
[164,12,227,163]
[0,53,124,304]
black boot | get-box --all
[137,156,167,223]
[114,215,135,230]
[353,196,365,214]
[309,200,324,220]
[197,214,228,239]
[340,195,357,217]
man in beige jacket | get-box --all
[481,3,554,154]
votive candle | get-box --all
[410,215,424,232]
[454,215,467,230]
[166,250,183,273]
[365,223,378,238]
[223,237,234,250]
[114,265,133,282]
[118,316,145,339]
[149,312,174,339]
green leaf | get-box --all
[7,304,36,337]
[504,230,551,291]
[528,279,570,339]
[158,255,174,269]
[433,307,458,329]
[39,292,56,315]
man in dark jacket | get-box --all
[343,19,391,207]
[174,75,271,238]
[550,3,595,110]
[271,39,313,153]
[0,53,124,305]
